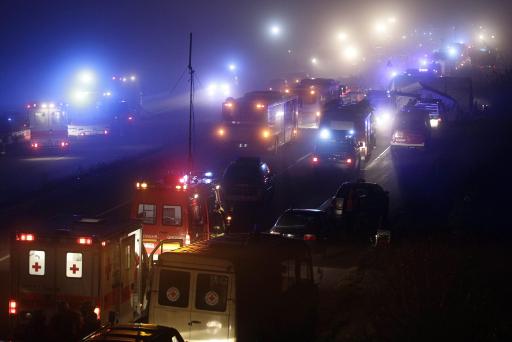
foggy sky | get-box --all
[0,0,510,109]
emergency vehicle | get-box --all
[131,172,225,257]
[215,91,298,153]
[26,102,69,150]
[8,217,148,339]
[317,98,375,162]
[147,233,318,342]
[294,78,339,129]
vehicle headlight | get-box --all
[217,128,225,137]
[319,128,330,140]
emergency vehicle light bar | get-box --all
[136,182,148,189]
[77,237,92,245]
[16,233,35,241]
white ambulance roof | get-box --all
[157,233,311,272]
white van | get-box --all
[147,233,318,342]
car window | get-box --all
[158,269,190,308]
[195,273,229,312]
[224,164,261,183]
[277,212,321,227]
[138,203,156,225]
[162,205,182,226]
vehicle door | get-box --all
[189,271,233,341]
[151,268,193,340]
[15,239,57,311]
[119,234,137,322]
[55,242,100,309]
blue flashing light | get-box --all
[447,46,458,58]
[348,129,355,135]
[204,171,213,178]
[319,128,331,140]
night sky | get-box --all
[0,0,510,109]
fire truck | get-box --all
[318,98,376,161]
[8,217,148,339]
[26,102,69,150]
[131,172,225,257]
[215,91,299,153]
[294,78,339,129]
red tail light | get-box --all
[77,237,92,245]
[304,234,317,241]
[346,158,352,164]
[16,233,35,241]
[312,156,319,163]
[8,300,17,315]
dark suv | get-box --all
[222,157,274,205]
[330,180,389,234]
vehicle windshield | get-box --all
[276,212,321,227]
[224,164,261,183]
[394,113,426,130]
[316,140,354,154]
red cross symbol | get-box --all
[32,262,41,272]
[69,264,80,274]
[208,293,216,302]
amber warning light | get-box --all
[16,233,35,241]
[8,300,17,315]
[77,237,92,245]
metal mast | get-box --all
[187,32,194,171]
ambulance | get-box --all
[147,234,319,342]
[8,217,148,339]
[131,172,225,257]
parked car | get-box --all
[330,180,389,235]
[270,209,336,249]
[82,323,184,342]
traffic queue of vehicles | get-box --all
[7,78,393,341]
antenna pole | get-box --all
[187,32,194,171]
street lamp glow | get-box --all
[130,75,136,81]
[311,57,318,65]
[478,34,485,41]
[270,25,281,36]
[337,32,348,41]
[228,63,236,71]
[374,21,387,34]
[343,46,358,61]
